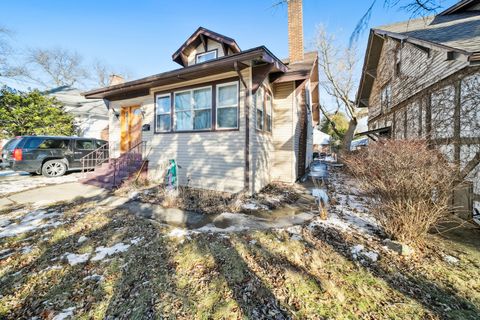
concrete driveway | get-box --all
[0,170,82,197]
[0,181,108,210]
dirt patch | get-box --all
[116,182,302,215]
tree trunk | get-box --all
[343,118,357,151]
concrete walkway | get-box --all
[0,182,108,210]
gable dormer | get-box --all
[172,27,241,67]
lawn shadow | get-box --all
[192,235,293,319]
[306,225,480,319]
[0,193,167,319]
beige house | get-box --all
[84,0,319,194]
[356,0,480,216]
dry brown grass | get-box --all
[130,182,301,215]
[345,140,457,246]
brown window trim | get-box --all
[255,84,273,135]
[195,49,219,64]
[153,77,240,134]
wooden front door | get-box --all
[120,106,142,153]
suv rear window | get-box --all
[22,137,45,149]
[3,138,21,151]
[75,139,94,150]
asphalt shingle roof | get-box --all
[376,11,480,53]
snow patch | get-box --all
[63,253,90,266]
[312,188,329,204]
[83,274,104,282]
[350,244,378,262]
[0,173,80,196]
[197,224,249,233]
[77,236,88,244]
[52,307,75,320]
[21,246,33,254]
[443,255,459,265]
[168,228,190,238]
[242,202,269,211]
[0,210,63,238]
[91,242,130,261]
[44,265,63,271]
[130,237,143,245]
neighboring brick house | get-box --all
[83,0,318,194]
[356,0,480,217]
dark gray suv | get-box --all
[1,136,107,177]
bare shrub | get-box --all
[345,140,456,245]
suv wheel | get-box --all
[42,160,67,177]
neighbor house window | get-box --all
[216,82,239,129]
[156,94,171,132]
[266,93,272,132]
[381,82,392,112]
[256,87,264,130]
[174,87,212,131]
[196,50,217,64]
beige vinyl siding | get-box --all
[272,81,296,183]
[305,81,314,169]
[251,79,274,194]
[293,88,301,179]
[108,70,248,193]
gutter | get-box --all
[83,46,287,99]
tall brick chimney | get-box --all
[288,0,304,63]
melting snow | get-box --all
[91,242,130,261]
[77,236,88,244]
[21,246,33,254]
[242,202,269,211]
[351,244,364,255]
[0,173,80,196]
[52,307,75,320]
[309,171,380,236]
[64,253,90,266]
[44,265,63,271]
[130,237,143,245]
[168,228,190,238]
[312,188,329,204]
[83,274,104,282]
[350,244,378,262]
[0,210,63,238]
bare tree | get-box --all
[0,27,26,78]
[351,0,442,43]
[26,47,88,88]
[315,26,364,150]
[90,59,132,88]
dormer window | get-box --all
[196,50,218,64]
[172,27,241,67]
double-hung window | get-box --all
[266,93,272,132]
[156,94,171,132]
[256,87,264,130]
[175,87,212,131]
[216,82,239,129]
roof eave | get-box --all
[83,47,287,100]
[355,30,378,108]
[438,0,479,16]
